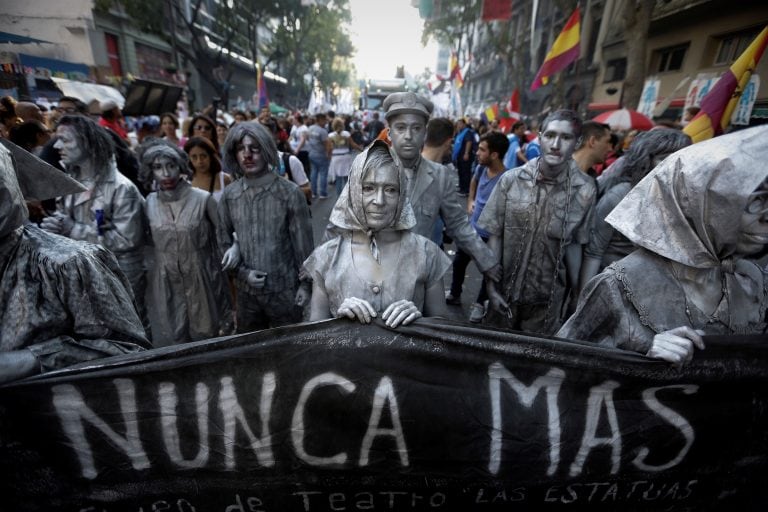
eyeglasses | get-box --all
[57,106,78,114]
[193,124,213,132]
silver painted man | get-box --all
[381,92,500,287]
[217,122,314,332]
[478,110,597,335]
[40,115,148,334]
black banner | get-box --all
[1,319,766,511]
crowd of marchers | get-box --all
[0,91,766,385]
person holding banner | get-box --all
[0,140,149,384]
[559,126,768,365]
[305,140,451,328]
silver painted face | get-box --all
[151,154,182,191]
[539,120,577,169]
[736,178,768,257]
[54,125,85,167]
[362,164,400,231]
[236,135,266,177]
[388,113,426,162]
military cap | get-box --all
[383,92,434,121]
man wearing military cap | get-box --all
[383,91,500,290]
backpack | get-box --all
[282,153,312,205]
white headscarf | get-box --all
[607,125,768,269]
[328,140,417,262]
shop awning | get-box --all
[51,77,125,109]
[0,32,52,45]
[18,53,89,81]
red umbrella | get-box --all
[592,108,654,131]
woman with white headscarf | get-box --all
[304,140,451,327]
[559,126,768,365]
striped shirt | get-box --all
[217,173,314,294]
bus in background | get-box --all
[359,78,409,111]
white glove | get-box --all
[40,213,74,236]
[221,241,241,271]
[647,327,705,366]
[337,297,377,324]
[381,299,422,328]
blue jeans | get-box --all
[335,176,348,196]
[309,155,329,197]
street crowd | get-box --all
[0,91,766,385]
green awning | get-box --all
[269,103,288,114]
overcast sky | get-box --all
[347,0,440,80]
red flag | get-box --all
[507,88,520,119]
[498,89,521,132]
[481,0,512,22]
[530,7,580,91]
[684,25,768,142]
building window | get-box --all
[104,33,122,77]
[603,58,626,82]
[714,28,761,65]
[654,43,688,73]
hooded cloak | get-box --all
[0,142,148,372]
[0,145,27,239]
[606,125,768,268]
[559,126,768,352]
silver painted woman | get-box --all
[304,140,451,327]
[559,126,768,365]
[138,139,230,344]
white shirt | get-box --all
[278,151,309,186]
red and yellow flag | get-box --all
[449,51,464,89]
[484,103,499,122]
[530,7,580,91]
[684,25,768,143]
